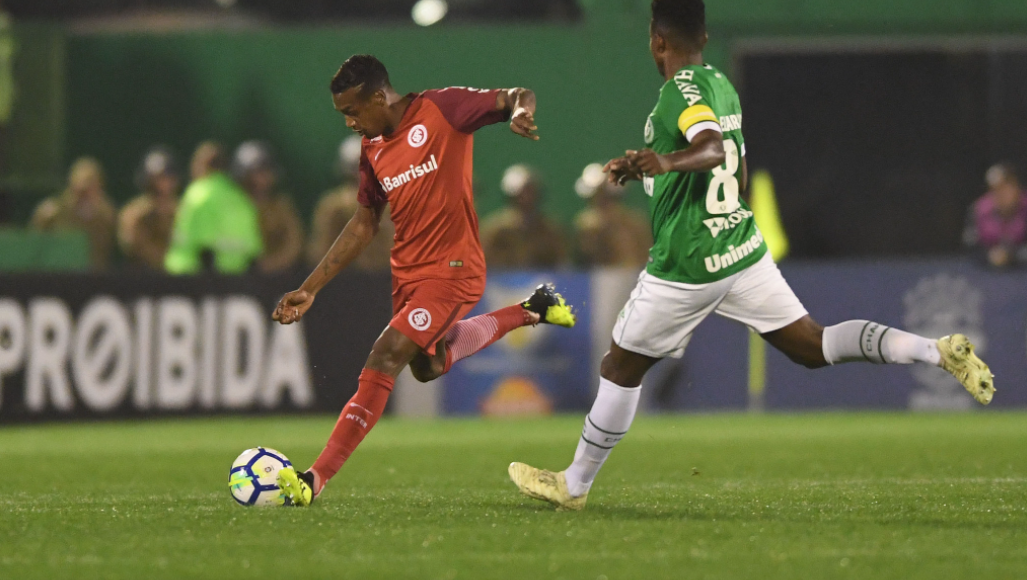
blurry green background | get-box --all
[7,0,1027,225]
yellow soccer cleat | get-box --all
[276,466,314,507]
[938,334,995,405]
[521,283,577,328]
[508,462,587,511]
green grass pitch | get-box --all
[2,412,1026,579]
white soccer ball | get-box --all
[229,447,291,507]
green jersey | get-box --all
[165,172,263,275]
[643,63,766,284]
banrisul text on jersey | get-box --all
[642,63,766,284]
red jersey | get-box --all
[358,88,509,281]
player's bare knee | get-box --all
[366,335,418,376]
[799,320,827,368]
[365,350,405,376]
[599,351,645,389]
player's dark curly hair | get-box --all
[330,54,391,96]
[651,0,706,48]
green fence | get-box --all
[13,0,1027,233]
[0,228,89,271]
[64,23,665,226]
[2,22,64,223]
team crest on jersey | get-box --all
[407,124,428,147]
[408,308,432,331]
[644,116,654,145]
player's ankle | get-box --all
[524,310,541,325]
[308,467,325,497]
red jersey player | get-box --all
[271,54,575,506]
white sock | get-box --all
[564,377,641,497]
[822,320,940,366]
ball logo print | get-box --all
[407,124,428,147]
[408,308,432,331]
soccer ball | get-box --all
[229,447,291,507]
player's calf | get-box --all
[364,327,424,377]
[304,365,399,501]
[760,316,828,369]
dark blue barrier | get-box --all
[1,259,1021,423]
[0,272,392,423]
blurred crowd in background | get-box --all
[25,137,655,275]
[964,163,1027,269]
[23,134,1027,275]
[20,135,1027,274]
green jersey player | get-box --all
[642,55,763,284]
[509,0,995,511]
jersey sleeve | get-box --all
[662,71,722,143]
[356,145,388,209]
[423,87,511,133]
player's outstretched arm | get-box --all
[272,205,382,324]
[496,88,538,140]
[626,128,725,177]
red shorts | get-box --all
[390,276,485,355]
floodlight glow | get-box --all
[412,0,448,27]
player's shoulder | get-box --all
[662,64,734,102]
[421,86,490,111]
[423,86,495,99]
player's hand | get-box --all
[626,149,671,177]
[272,290,314,325]
[510,108,539,141]
[603,156,642,185]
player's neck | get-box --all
[661,52,704,81]
[382,89,413,137]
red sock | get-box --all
[442,305,533,373]
[309,368,394,494]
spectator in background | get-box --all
[572,162,651,268]
[479,164,566,269]
[232,140,304,273]
[964,163,1027,268]
[165,141,262,275]
[307,136,394,270]
[30,156,116,270]
[117,146,180,270]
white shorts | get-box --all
[612,252,808,358]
